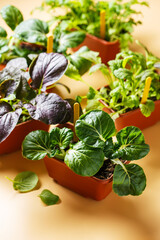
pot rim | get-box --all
[85,33,119,45]
[45,152,113,184]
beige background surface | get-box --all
[0,1,160,240]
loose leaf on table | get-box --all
[0,102,22,143]
[64,141,104,176]
[39,189,59,206]
[57,31,86,53]
[0,5,23,31]
[0,26,7,37]
[22,130,52,160]
[7,171,38,192]
[75,110,115,148]
[29,52,68,91]
[140,100,155,117]
[50,127,73,150]
[14,19,49,45]
[113,163,146,196]
[111,126,150,160]
[24,93,72,125]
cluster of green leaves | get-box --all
[6,171,59,206]
[41,0,148,49]
[86,47,160,117]
[22,110,149,196]
[0,5,101,82]
[0,53,72,143]
[0,5,49,64]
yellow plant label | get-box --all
[141,77,152,104]
[47,35,53,53]
[100,10,106,39]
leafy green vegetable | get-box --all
[15,19,49,46]
[140,100,155,117]
[0,5,23,31]
[22,110,149,197]
[50,127,73,149]
[0,26,7,37]
[0,5,49,64]
[68,46,92,75]
[86,47,160,117]
[113,164,146,196]
[41,0,148,49]
[39,189,59,205]
[111,126,150,160]
[22,130,51,160]
[6,171,38,192]
[75,110,115,148]
[57,31,85,53]
[65,141,104,176]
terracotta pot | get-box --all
[0,119,49,155]
[72,33,120,65]
[44,156,113,201]
[43,122,113,200]
[101,99,160,131]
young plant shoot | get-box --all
[22,110,150,197]
[85,47,160,118]
[40,0,148,49]
[0,52,72,144]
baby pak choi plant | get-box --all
[22,110,149,197]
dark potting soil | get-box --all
[94,159,115,180]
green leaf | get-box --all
[50,127,73,149]
[123,95,139,108]
[108,60,123,72]
[113,163,146,196]
[0,38,8,48]
[0,5,23,31]
[112,126,150,160]
[79,50,101,64]
[75,110,115,148]
[0,26,7,37]
[104,138,115,159]
[15,19,49,45]
[68,46,92,75]
[65,63,83,81]
[89,63,109,75]
[58,31,86,53]
[113,68,133,80]
[39,189,59,205]
[7,171,38,193]
[22,130,52,160]
[87,87,96,99]
[140,100,155,117]
[64,141,104,176]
